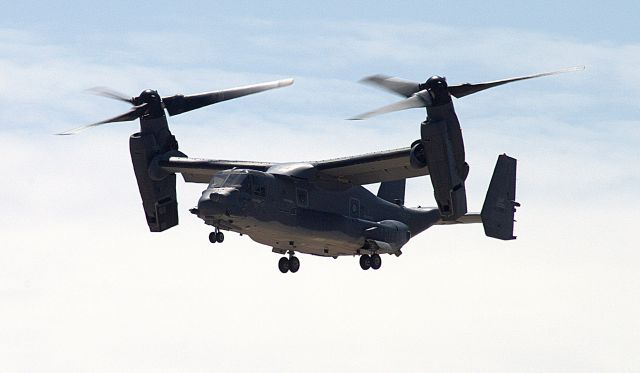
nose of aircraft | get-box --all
[197,188,240,217]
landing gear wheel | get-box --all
[370,253,382,270]
[278,257,290,273]
[359,254,371,270]
[208,232,217,244]
[216,232,225,243]
[289,256,300,273]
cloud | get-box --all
[1,22,640,373]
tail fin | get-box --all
[481,154,519,240]
[377,179,406,205]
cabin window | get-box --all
[296,188,308,207]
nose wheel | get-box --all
[208,229,225,244]
[278,253,300,273]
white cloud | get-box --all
[1,22,640,373]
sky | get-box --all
[1,1,640,372]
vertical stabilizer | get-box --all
[481,154,519,240]
[377,179,406,205]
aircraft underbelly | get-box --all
[250,221,363,257]
[226,210,367,257]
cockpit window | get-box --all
[223,173,247,187]
[211,174,227,188]
[210,171,248,188]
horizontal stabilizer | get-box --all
[435,213,481,225]
[481,154,519,240]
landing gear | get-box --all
[360,253,382,270]
[370,253,382,270]
[278,253,300,273]
[208,229,224,244]
[289,256,300,273]
[278,257,290,273]
[359,254,371,270]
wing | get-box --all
[159,157,274,183]
[160,147,428,185]
[312,147,428,185]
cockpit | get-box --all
[208,169,273,201]
[209,170,251,189]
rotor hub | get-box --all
[135,89,165,118]
[134,89,159,103]
[426,76,448,89]
[420,76,450,104]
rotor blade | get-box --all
[163,78,294,116]
[359,75,420,98]
[56,103,148,135]
[87,86,135,104]
[349,94,429,120]
[448,66,585,98]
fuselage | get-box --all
[195,169,441,257]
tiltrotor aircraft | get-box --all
[59,66,581,273]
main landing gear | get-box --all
[359,253,382,270]
[208,228,224,244]
[278,253,300,274]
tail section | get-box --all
[481,154,519,240]
[377,179,406,205]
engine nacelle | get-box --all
[420,119,468,220]
[129,116,185,232]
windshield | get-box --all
[224,173,247,187]
[210,172,248,188]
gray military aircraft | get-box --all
[59,67,581,273]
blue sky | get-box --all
[1,1,639,372]
[4,1,640,43]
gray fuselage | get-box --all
[196,169,441,257]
